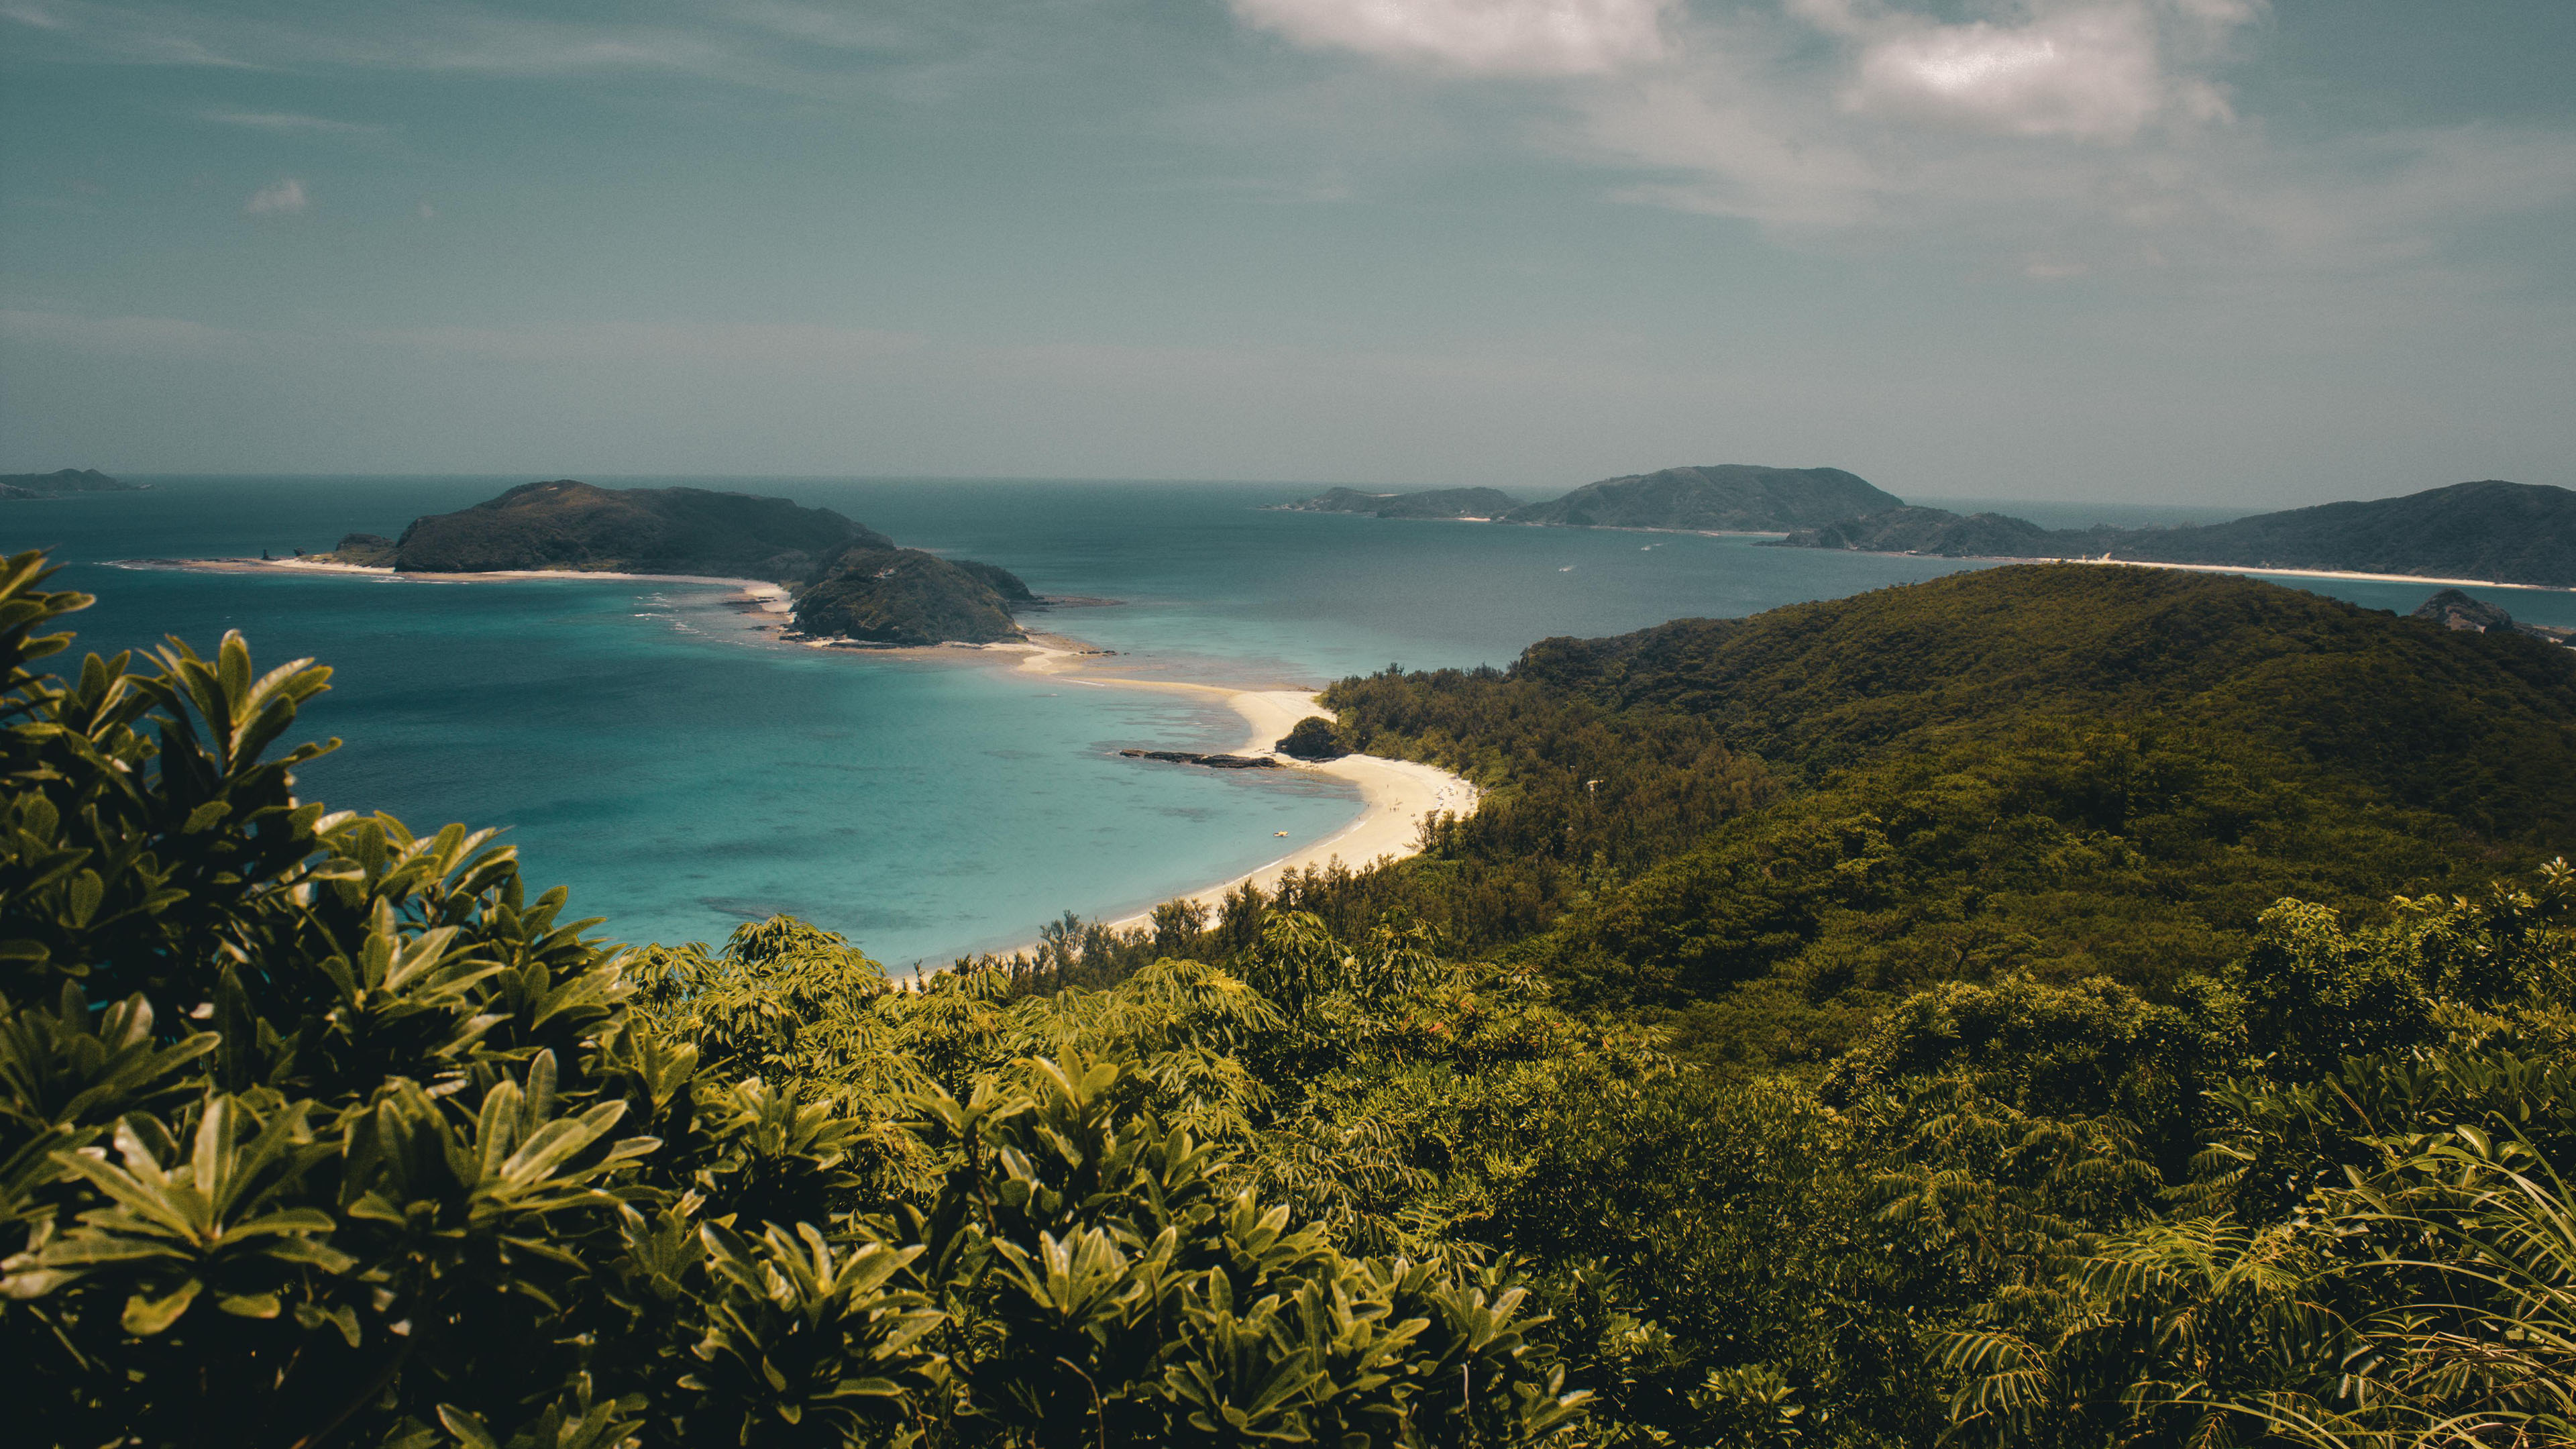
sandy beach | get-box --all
[2064,556,2575,593]
[128,556,797,611]
[1002,641,1479,941]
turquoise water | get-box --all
[11,477,2570,965]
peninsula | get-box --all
[0,468,146,498]
[311,479,1038,645]
[1780,479,2576,589]
[1500,464,1900,531]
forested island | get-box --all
[0,468,145,498]
[1784,478,2576,588]
[1499,464,1900,531]
[7,549,2575,1448]
[1271,485,1521,519]
[319,479,1038,645]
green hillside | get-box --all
[1503,464,1898,531]
[1782,479,2576,587]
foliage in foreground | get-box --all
[0,551,1587,1448]
[8,547,2576,1449]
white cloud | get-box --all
[203,109,381,136]
[1231,0,1672,76]
[1844,8,2167,142]
[243,177,307,215]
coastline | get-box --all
[977,639,1480,957]
[140,555,1480,957]
[1766,548,2575,594]
[121,555,798,613]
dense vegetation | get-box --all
[8,552,2576,1448]
[384,480,887,580]
[1501,466,1898,531]
[1783,480,2576,588]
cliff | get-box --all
[0,468,146,498]
[1778,480,2576,588]
[1502,465,1899,531]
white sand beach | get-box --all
[1003,641,1480,944]
[2065,556,2575,593]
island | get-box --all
[0,468,148,498]
[1270,486,1521,519]
[313,479,1038,646]
[1778,479,2576,589]
[1498,464,1900,531]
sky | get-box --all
[1,0,2570,506]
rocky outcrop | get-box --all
[325,533,399,566]
[2412,588,2575,646]
[1118,749,1281,769]
[1503,465,1899,532]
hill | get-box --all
[384,479,883,578]
[0,468,146,498]
[1273,485,1519,519]
[362,480,1035,645]
[1780,480,2576,587]
[1316,564,2576,1037]
[790,541,1026,645]
[1501,464,1899,531]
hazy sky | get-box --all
[2,1,2570,504]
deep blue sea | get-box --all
[11,478,2571,967]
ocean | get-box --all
[13,476,2571,967]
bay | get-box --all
[11,476,2567,966]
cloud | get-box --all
[243,177,307,215]
[1231,0,1673,76]
[1841,7,2169,142]
[203,109,381,136]
[0,308,249,361]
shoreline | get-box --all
[138,555,1479,960]
[974,641,1479,959]
[1769,548,2575,594]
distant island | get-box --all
[0,468,146,498]
[1499,464,1900,531]
[1271,486,1521,520]
[1780,480,2576,589]
[313,480,1038,645]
